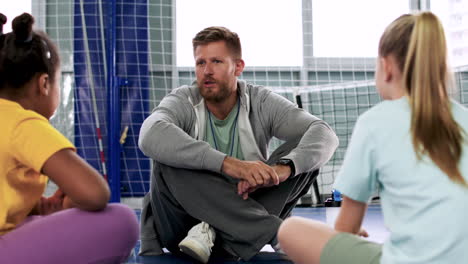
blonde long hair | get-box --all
[379,12,466,186]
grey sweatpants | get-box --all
[139,141,318,260]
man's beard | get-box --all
[198,78,233,103]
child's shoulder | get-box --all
[1,101,47,129]
[356,98,409,131]
[14,109,47,125]
[360,98,402,118]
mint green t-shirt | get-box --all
[334,97,468,264]
[204,101,244,160]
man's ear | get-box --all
[234,59,245,76]
[36,73,50,96]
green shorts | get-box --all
[320,232,382,264]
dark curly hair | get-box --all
[0,13,60,92]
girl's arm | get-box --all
[41,148,110,211]
[334,195,368,236]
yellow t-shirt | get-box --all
[0,99,75,235]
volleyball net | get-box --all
[13,0,468,204]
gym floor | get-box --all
[124,203,388,264]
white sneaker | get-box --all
[178,222,216,263]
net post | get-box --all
[295,92,322,206]
[107,0,121,203]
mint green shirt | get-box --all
[204,101,244,160]
[334,97,468,264]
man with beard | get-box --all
[138,26,339,263]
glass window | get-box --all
[431,0,468,67]
[312,0,409,57]
[2,1,32,33]
[176,0,303,67]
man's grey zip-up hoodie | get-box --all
[139,80,338,175]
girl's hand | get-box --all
[357,228,369,237]
[37,195,63,215]
[37,189,71,215]
[62,195,76,209]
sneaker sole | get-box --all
[179,239,210,263]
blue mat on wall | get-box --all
[74,0,151,198]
